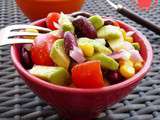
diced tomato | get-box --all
[112,21,120,27]
[31,34,58,66]
[46,12,60,30]
[71,60,105,88]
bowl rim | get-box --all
[11,18,153,94]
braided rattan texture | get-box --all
[0,0,160,120]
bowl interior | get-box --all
[11,18,153,94]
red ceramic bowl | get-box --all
[11,19,153,120]
[16,0,85,21]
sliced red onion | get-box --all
[53,22,61,29]
[49,30,64,38]
[69,46,86,63]
[58,12,67,25]
[109,47,143,62]
[64,31,77,54]
[129,49,143,62]
[108,51,122,59]
[120,49,131,60]
[122,41,134,51]
[126,31,135,37]
[108,49,131,60]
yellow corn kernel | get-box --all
[120,28,127,40]
[120,65,135,78]
[125,36,133,43]
[78,43,94,57]
[119,60,134,67]
[134,62,143,71]
[24,28,39,39]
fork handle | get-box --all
[117,5,160,35]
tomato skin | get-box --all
[112,21,120,27]
[31,34,58,66]
[46,12,60,30]
[71,60,105,88]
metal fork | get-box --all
[0,24,51,46]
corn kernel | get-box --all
[120,65,135,78]
[134,62,143,71]
[78,43,94,57]
[24,28,39,39]
[120,28,127,40]
[119,60,134,67]
[125,36,133,43]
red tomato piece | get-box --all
[46,12,60,30]
[31,34,58,66]
[112,21,120,27]
[71,60,105,88]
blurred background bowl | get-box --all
[15,0,85,21]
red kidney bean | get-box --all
[72,16,97,39]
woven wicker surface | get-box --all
[0,0,160,120]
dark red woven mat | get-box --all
[0,0,160,120]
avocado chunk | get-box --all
[88,53,119,70]
[78,37,112,55]
[59,13,74,33]
[95,38,106,45]
[78,37,93,44]
[107,39,124,51]
[29,65,69,85]
[89,15,104,29]
[50,39,70,69]
[93,43,112,55]
[97,25,122,40]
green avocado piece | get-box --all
[93,43,112,55]
[50,39,70,69]
[89,15,104,29]
[95,38,106,45]
[78,37,106,45]
[97,25,122,40]
[87,53,119,70]
[78,37,93,44]
[107,39,124,51]
[29,65,69,85]
[59,13,74,33]
[78,37,112,54]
